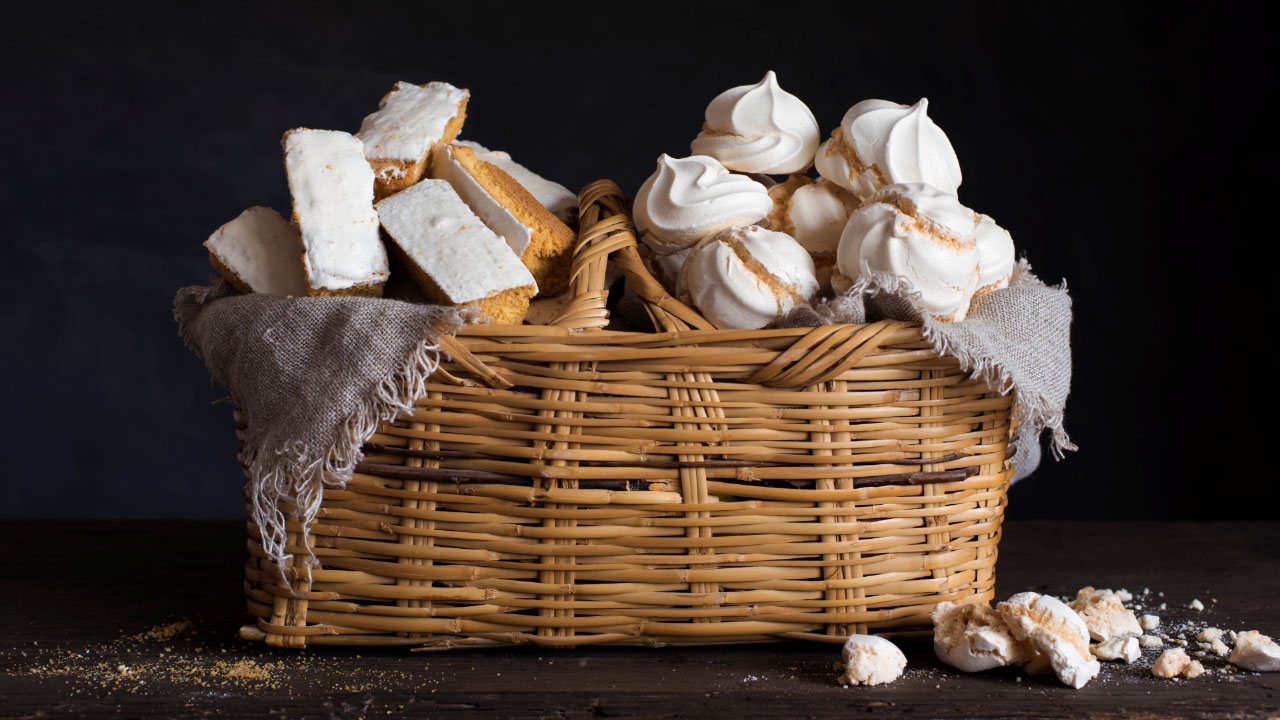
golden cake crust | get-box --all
[450,145,576,297]
[369,94,469,201]
[385,233,534,324]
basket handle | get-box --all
[551,180,714,332]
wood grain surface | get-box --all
[1,520,1276,719]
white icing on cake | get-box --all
[205,206,306,296]
[283,129,388,291]
[356,81,468,162]
[376,179,535,303]
[432,144,534,258]
[457,140,578,223]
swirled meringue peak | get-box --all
[691,71,821,175]
[836,183,980,321]
[634,154,772,254]
[815,98,963,200]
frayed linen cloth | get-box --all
[174,282,463,588]
[782,259,1075,480]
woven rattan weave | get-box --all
[238,180,1014,649]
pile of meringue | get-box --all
[837,587,1280,690]
[634,71,1015,329]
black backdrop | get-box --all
[3,2,1275,521]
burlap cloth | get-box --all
[782,258,1075,477]
[174,282,464,585]
[174,259,1072,585]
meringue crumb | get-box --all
[1196,628,1223,642]
[1140,635,1164,648]
[1153,648,1192,678]
[1140,615,1160,631]
[1189,599,1205,611]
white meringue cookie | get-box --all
[764,175,812,225]
[765,177,857,294]
[815,98,962,200]
[836,183,980,321]
[974,214,1015,293]
[839,635,907,686]
[691,70,820,175]
[786,179,858,258]
[634,154,772,254]
[680,225,818,330]
[998,592,1101,689]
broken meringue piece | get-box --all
[997,592,1100,689]
[932,601,1035,672]
[838,634,907,686]
[1140,614,1160,631]
[1153,647,1192,678]
[1230,630,1280,672]
[1092,636,1140,663]
[1070,587,1142,641]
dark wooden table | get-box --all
[1,521,1276,719]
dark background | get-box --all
[2,2,1274,521]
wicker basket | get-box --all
[237,179,1014,649]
